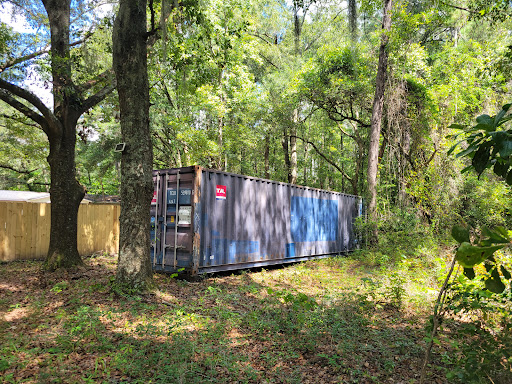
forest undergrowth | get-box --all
[2,229,509,384]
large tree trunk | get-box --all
[348,0,357,41]
[289,110,298,184]
[43,0,85,270]
[113,0,154,291]
[45,125,85,270]
[367,0,393,245]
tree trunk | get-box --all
[367,0,393,245]
[289,109,298,184]
[282,127,291,182]
[303,140,309,185]
[43,0,85,270]
[217,71,225,170]
[264,131,270,179]
[45,125,85,270]
[348,0,357,41]
[113,0,154,291]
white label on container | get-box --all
[178,206,192,225]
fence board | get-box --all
[0,202,120,262]
[13,203,22,259]
[0,202,7,260]
[35,204,50,257]
[30,203,38,258]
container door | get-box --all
[160,171,195,270]
[150,172,161,266]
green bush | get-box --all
[459,174,512,229]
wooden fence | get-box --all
[0,202,120,262]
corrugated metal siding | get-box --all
[152,167,360,274]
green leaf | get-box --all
[448,123,466,130]
[451,225,470,244]
[493,161,509,177]
[497,115,512,127]
[455,145,478,158]
[455,242,503,268]
[472,143,491,174]
[476,114,495,129]
[463,267,475,280]
[481,227,510,244]
[494,226,510,238]
[485,268,506,293]
[501,265,511,280]
[474,122,494,132]
[506,169,512,185]
[494,104,511,125]
[492,131,512,158]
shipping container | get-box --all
[151,166,362,274]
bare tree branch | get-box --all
[0,89,47,130]
[0,44,50,72]
[0,164,38,174]
[75,68,115,92]
[0,33,91,72]
[250,32,275,45]
[0,113,40,128]
[336,121,358,141]
[146,0,174,45]
[324,107,371,128]
[290,134,352,182]
[304,8,346,52]
[259,53,279,69]
[159,80,175,109]
[0,78,57,128]
[438,0,480,14]
[79,80,117,116]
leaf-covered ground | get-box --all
[0,254,458,383]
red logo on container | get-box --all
[151,191,157,204]
[216,185,226,200]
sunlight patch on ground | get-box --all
[3,306,29,322]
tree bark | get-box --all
[281,127,291,182]
[45,123,85,270]
[367,0,393,245]
[289,109,298,184]
[113,0,154,291]
[348,0,357,41]
[264,131,270,179]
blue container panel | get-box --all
[291,196,338,242]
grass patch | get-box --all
[1,250,509,383]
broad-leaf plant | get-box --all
[449,103,512,293]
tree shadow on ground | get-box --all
[0,254,467,384]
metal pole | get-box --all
[152,175,160,266]
[174,171,180,269]
[162,173,168,267]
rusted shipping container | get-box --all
[151,166,362,274]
